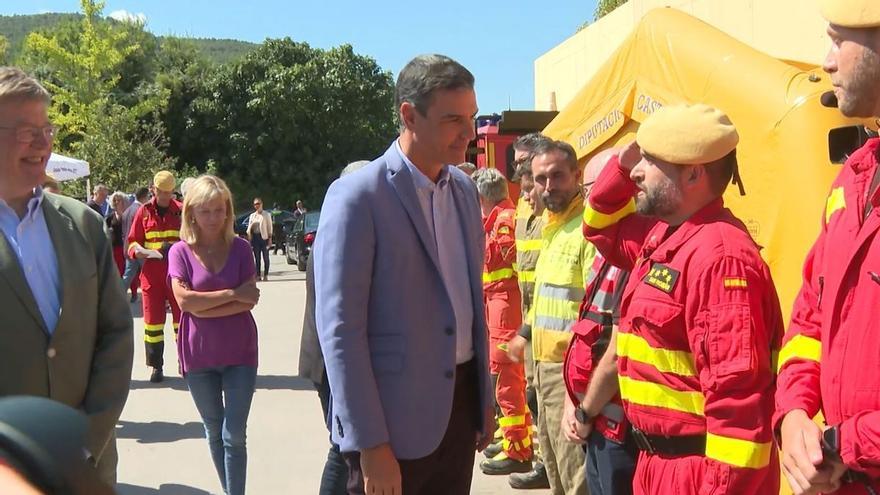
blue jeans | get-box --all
[586,429,638,495]
[251,235,269,277]
[121,257,142,291]
[185,366,257,495]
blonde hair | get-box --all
[180,175,236,245]
[0,67,50,104]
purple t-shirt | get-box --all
[168,236,258,374]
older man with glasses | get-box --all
[0,66,133,486]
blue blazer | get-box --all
[314,143,493,459]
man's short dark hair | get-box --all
[706,150,737,196]
[394,54,474,117]
[532,139,579,171]
[135,187,149,202]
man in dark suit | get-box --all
[315,54,494,495]
[300,160,370,495]
[0,67,133,485]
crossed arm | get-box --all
[170,277,259,318]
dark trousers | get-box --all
[586,429,638,495]
[318,376,348,495]
[251,235,270,277]
[344,360,480,495]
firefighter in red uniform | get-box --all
[582,104,782,494]
[473,167,533,475]
[128,171,182,383]
[776,2,880,494]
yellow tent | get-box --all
[543,7,872,323]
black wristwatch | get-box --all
[822,425,842,463]
[575,406,591,424]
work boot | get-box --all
[480,452,531,475]
[149,367,164,383]
[483,441,503,459]
[508,462,550,489]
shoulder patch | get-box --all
[497,226,511,235]
[723,277,748,289]
[643,263,679,294]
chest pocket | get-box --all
[622,297,695,377]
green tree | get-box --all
[0,35,8,65]
[20,0,171,191]
[579,0,628,31]
[183,39,396,209]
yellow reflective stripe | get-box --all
[128,242,142,252]
[583,198,636,230]
[144,241,164,250]
[144,334,164,343]
[516,239,542,251]
[501,436,533,451]
[145,230,180,239]
[705,432,773,469]
[483,268,516,283]
[144,323,164,331]
[825,187,846,224]
[619,376,705,416]
[617,332,697,377]
[518,271,536,283]
[499,415,527,428]
[777,334,821,373]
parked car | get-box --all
[234,209,297,249]
[285,210,320,271]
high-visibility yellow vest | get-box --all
[529,198,596,363]
[515,197,543,318]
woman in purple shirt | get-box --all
[168,175,259,495]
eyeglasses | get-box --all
[581,181,596,195]
[0,124,57,144]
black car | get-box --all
[285,210,320,271]
[235,210,296,249]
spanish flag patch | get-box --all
[723,277,748,289]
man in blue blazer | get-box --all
[315,54,494,494]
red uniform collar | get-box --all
[644,197,729,262]
[147,197,182,215]
[483,198,516,232]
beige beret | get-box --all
[636,103,739,165]
[819,0,880,28]
[153,170,176,192]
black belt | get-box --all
[630,427,706,456]
[843,470,879,495]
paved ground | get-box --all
[116,253,551,494]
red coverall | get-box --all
[127,198,182,369]
[483,198,532,461]
[563,253,629,443]
[583,157,782,495]
[775,138,880,494]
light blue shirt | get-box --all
[395,140,474,363]
[0,188,61,334]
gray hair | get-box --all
[512,132,551,154]
[457,162,476,174]
[512,133,552,182]
[0,67,50,104]
[341,160,370,178]
[532,139,579,171]
[472,167,509,203]
[93,183,108,194]
[395,54,474,119]
[109,191,128,206]
[179,177,195,197]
